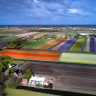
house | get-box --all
[28,75,50,88]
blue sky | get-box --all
[0,0,96,25]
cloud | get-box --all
[0,0,96,25]
[33,0,39,3]
[68,8,81,14]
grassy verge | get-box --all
[12,60,27,65]
[6,88,60,96]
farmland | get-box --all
[0,26,96,96]
[70,37,85,51]
[0,27,96,65]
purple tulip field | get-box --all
[51,37,96,52]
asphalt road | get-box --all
[19,60,96,95]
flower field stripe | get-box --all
[33,33,47,39]
[4,48,59,53]
[70,37,85,52]
[58,38,77,51]
[83,38,90,52]
[49,40,64,50]
[22,39,51,49]
[80,38,87,52]
[3,49,60,55]
[50,40,67,50]
[36,39,55,49]
[60,52,96,65]
[16,32,38,37]
[39,38,63,49]
[90,38,96,52]
[39,39,56,46]
[0,51,61,61]
[26,32,43,38]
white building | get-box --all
[28,75,48,88]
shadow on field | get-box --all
[17,86,95,96]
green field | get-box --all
[60,52,96,65]
[6,88,60,96]
[70,37,85,51]
[0,36,19,41]
[22,39,52,49]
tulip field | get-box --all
[1,48,96,65]
[21,35,96,53]
[0,31,96,65]
[60,52,96,65]
[1,32,96,53]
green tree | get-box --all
[0,55,13,73]
[23,69,32,80]
[0,55,13,96]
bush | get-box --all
[0,75,7,96]
[0,56,13,73]
[23,69,32,80]
[0,56,13,96]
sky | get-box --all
[0,0,96,25]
